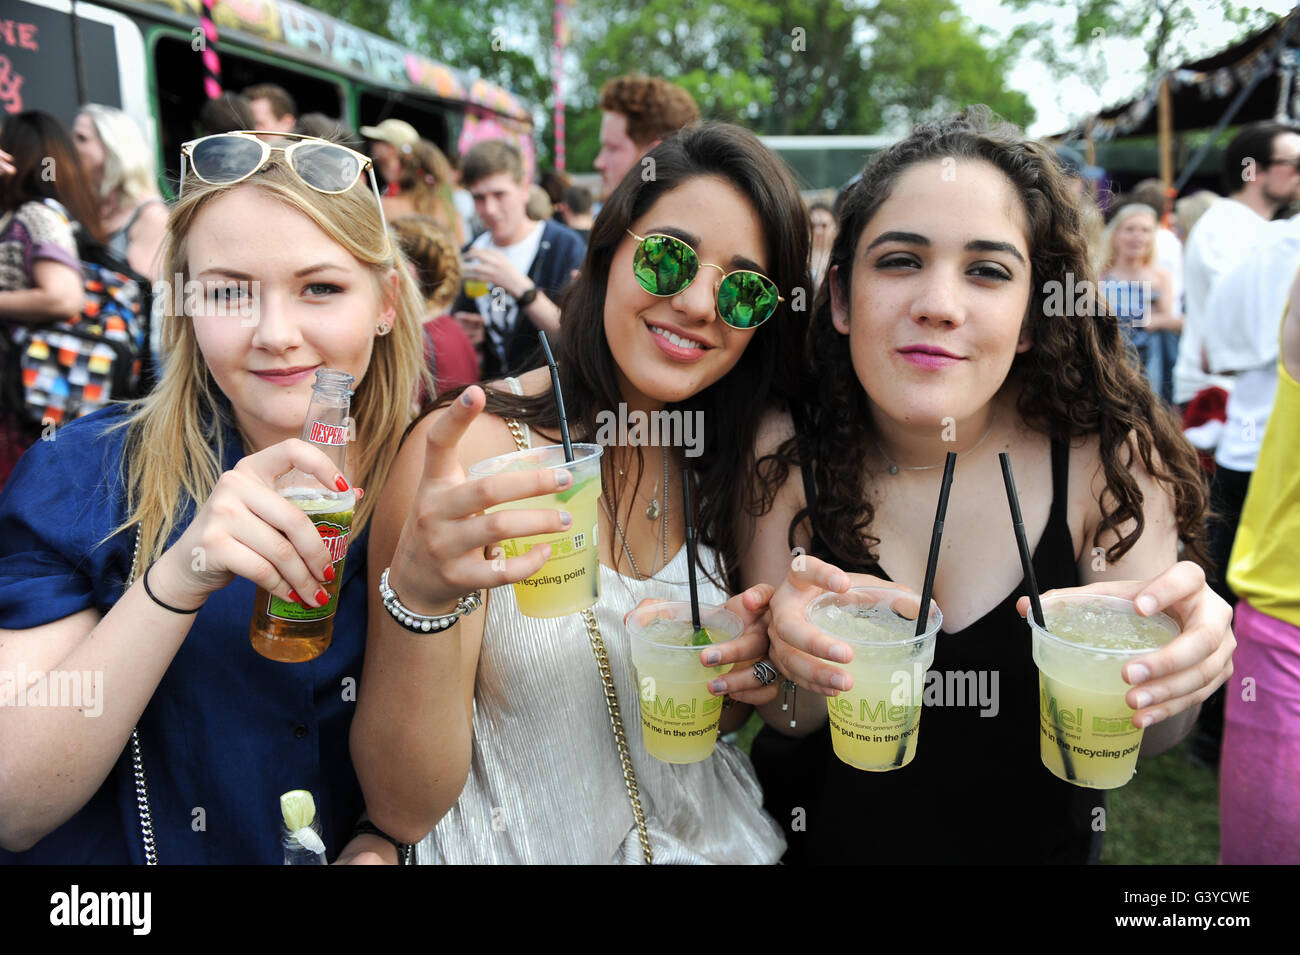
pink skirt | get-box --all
[1220,600,1300,864]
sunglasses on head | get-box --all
[626,229,783,329]
[179,131,388,232]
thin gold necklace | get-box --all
[875,412,998,475]
[602,449,670,579]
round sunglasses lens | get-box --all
[633,235,696,295]
[718,272,779,328]
[291,142,362,193]
[190,136,265,183]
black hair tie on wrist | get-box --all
[143,564,203,614]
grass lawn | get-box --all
[728,714,1221,864]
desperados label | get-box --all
[267,512,352,621]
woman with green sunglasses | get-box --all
[353,123,811,863]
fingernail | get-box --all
[1134,690,1152,709]
[703,650,721,665]
[335,475,349,492]
[288,590,300,603]
[1127,663,1150,684]
[829,644,850,663]
[831,672,850,691]
[560,510,572,527]
[556,470,572,487]
[460,390,474,406]
[1140,713,1157,728]
[709,679,727,694]
[314,588,329,606]
[323,564,336,582]
[1136,594,1157,615]
[830,574,850,591]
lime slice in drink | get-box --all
[556,475,594,503]
[691,627,716,646]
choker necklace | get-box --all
[875,412,998,474]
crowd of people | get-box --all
[0,73,1293,866]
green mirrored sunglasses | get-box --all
[627,230,782,329]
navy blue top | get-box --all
[0,404,368,864]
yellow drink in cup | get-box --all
[807,587,942,772]
[469,443,602,618]
[1029,594,1178,789]
[464,279,490,298]
[626,602,741,763]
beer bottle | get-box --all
[249,368,356,662]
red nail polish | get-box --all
[323,564,336,582]
[314,589,330,606]
[335,475,350,492]
[288,590,300,602]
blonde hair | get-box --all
[1102,202,1158,271]
[396,140,462,241]
[110,157,432,565]
[79,104,159,205]
[390,214,462,313]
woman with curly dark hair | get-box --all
[743,107,1234,864]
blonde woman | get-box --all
[0,132,430,864]
[1100,203,1176,400]
[381,139,465,244]
[74,104,169,281]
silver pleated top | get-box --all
[418,521,786,865]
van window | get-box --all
[153,34,346,188]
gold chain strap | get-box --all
[580,607,654,864]
[503,415,653,864]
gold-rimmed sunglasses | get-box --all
[179,130,387,232]
[626,229,783,329]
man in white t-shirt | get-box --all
[1175,122,1300,406]
[450,140,586,380]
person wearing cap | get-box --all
[361,118,421,196]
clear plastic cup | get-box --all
[1029,593,1179,789]
[806,586,942,772]
[626,601,742,763]
[469,443,602,618]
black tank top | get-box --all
[750,433,1105,864]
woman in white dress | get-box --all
[352,123,810,863]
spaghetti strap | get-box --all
[1047,437,1070,535]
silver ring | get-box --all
[753,660,778,686]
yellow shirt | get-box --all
[1227,319,1300,627]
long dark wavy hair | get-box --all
[421,122,812,590]
[0,110,104,242]
[774,106,1209,571]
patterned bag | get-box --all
[4,201,150,428]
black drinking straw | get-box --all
[894,452,957,767]
[537,331,573,462]
[997,452,1044,629]
[999,452,1075,781]
[681,468,703,633]
[915,452,958,638]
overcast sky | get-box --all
[959,0,1299,135]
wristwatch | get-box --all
[353,819,414,865]
[516,284,539,308]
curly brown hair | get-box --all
[773,106,1209,572]
[599,76,700,148]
